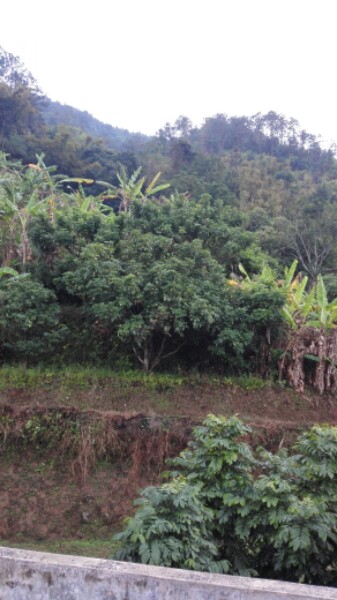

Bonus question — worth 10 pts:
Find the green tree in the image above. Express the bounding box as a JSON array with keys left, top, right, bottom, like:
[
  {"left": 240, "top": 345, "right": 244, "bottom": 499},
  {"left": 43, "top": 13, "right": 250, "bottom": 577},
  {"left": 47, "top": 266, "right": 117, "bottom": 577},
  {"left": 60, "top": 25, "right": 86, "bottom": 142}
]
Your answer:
[
  {"left": 212, "top": 282, "right": 284, "bottom": 375},
  {"left": 61, "top": 233, "right": 227, "bottom": 372},
  {"left": 0, "top": 82, "right": 42, "bottom": 139},
  {"left": 0, "top": 46, "right": 41, "bottom": 92},
  {"left": 0, "top": 275, "right": 63, "bottom": 362},
  {"left": 28, "top": 195, "right": 281, "bottom": 372}
]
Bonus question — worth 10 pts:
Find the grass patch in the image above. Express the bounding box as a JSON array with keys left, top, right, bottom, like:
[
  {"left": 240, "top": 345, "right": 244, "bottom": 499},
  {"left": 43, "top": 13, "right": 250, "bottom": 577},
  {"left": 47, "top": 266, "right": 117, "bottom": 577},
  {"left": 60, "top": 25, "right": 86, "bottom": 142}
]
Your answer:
[
  {"left": 222, "top": 375, "right": 269, "bottom": 390},
  {"left": 0, "top": 538, "right": 116, "bottom": 559},
  {"left": 0, "top": 365, "right": 272, "bottom": 392},
  {"left": 0, "top": 365, "right": 187, "bottom": 391}
]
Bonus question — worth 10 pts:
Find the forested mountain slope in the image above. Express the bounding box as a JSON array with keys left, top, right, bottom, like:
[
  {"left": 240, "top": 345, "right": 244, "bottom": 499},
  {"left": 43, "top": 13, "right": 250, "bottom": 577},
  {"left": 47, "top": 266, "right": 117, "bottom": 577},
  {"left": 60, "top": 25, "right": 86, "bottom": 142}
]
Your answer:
[
  {"left": 42, "top": 100, "right": 148, "bottom": 152},
  {"left": 2, "top": 46, "right": 337, "bottom": 379}
]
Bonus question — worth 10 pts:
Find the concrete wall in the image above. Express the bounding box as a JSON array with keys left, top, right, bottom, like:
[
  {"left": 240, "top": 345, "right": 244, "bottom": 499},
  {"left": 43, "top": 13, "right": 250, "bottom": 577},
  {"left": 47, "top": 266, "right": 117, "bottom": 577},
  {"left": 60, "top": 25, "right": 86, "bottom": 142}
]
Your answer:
[{"left": 0, "top": 546, "right": 336, "bottom": 600}]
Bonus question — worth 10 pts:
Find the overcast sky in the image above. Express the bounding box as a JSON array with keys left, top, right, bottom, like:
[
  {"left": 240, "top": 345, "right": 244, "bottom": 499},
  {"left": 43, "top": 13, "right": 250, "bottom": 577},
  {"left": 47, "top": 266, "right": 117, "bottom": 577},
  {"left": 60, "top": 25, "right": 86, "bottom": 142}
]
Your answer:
[{"left": 1, "top": 0, "right": 336, "bottom": 144}]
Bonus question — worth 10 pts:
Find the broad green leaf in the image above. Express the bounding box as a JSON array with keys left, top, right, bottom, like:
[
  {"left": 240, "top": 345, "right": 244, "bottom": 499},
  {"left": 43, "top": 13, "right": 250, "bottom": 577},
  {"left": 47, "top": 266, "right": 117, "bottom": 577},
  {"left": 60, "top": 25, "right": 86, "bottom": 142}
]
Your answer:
[
  {"left": 0, "top": 266, "right": 18, "bottom": 277},
  {"left": 147, "top": 183, "right": 170, "bottom": 195},
  {"left": 303, "top": 353, "right": 321, "bottom": 363},
  {"left": 327, "top": 307, "right": 337, "bottom": 325},
  {"left": 284, "top": 259, "right": 298, "bottom": 289},
  {"left": 81, "top": 197, "right": 91, "bottom": 211},
  {"left": 145, "top": 172, "right": 162, "bottom": 194},
  {"left": 238, "top": 263, "right": 250, "bottom": 280},
  {"left": 294, "top": 276, "right": 308, "bottom": 303},
  {"left": 327, "top": 298, "right": 337, "bottom": 309},
  {"left": 133, "top": 176, "right": 146, "bottom": 198},
  {"left": 282, "top": 306, "right": 297, "bottom": 328},
  {"left": 60, "top": 177, "right": 95, "bottom": 185},
  {"left": 128, "top": 167, "right": 142, "bottom": 186},
  {"left": 316, "top": 275, "right": 328, "bottom": 310},
  {"left": 301, "top": 286, "right": 315, "bottom": 318},
  {"left": 94, "top": 180, "right": 111, "bottom": 187},
  {"left": 306, "top": 319, "right": 323, "bottom": 328}
]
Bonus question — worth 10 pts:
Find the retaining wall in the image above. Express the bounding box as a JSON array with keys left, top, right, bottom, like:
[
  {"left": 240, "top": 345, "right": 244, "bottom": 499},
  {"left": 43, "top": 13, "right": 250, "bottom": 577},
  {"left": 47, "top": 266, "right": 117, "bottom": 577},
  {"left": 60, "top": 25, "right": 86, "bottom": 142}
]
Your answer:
[{"left": 0, "top": 546, "right": 337, "bottom": 599}]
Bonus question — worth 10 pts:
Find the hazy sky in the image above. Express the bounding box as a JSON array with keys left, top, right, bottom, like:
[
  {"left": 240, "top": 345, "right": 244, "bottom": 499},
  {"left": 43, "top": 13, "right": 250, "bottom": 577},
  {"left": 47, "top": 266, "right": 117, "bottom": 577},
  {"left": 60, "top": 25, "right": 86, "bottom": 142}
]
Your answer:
[{"left": 1, "top": 0, "right": 336, "bottom": 144}]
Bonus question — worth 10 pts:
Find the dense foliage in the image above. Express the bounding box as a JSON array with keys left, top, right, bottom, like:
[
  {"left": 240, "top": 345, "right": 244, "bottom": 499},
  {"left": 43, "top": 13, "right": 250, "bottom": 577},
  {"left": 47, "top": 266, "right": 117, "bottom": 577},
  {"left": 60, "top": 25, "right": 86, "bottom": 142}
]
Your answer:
[
  {"left": 113, "top": 414, "right": 337, "bottom": 586},
  {"left": 2, "top": 46, "right": 337, "bottom": 386},
  {"left": 0, "top": 155, "right": 282, "bottom": 371},
  {"left": 0, "top": 275, "right": 62, "bottom": 361}
]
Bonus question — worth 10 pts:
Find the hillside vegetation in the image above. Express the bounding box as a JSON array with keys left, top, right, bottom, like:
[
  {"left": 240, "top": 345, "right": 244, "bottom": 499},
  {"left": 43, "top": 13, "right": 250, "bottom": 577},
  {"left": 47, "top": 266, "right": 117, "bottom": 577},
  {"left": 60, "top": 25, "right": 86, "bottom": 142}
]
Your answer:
[
  {"left": 1, "top": 47, "right": 337, "bottom": 585},
  {"left": 2, "top": 47, "right": 337, "bottom": 385}
]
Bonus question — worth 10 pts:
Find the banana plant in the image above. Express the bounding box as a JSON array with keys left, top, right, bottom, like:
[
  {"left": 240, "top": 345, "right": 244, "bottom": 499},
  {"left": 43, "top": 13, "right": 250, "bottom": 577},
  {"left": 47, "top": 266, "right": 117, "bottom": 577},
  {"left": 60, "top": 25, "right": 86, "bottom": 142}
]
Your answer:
[
  {"left": 276, "top": 263, "right": 337, "bottom": 330},
  {"left": 280, "top": 261, "right": 310, "bottom": 329},
  {"left": 306, "top": 275, "right": 337, "bottom": 329},
  {"left": 233, "top": 260, "right": 319, "bottom": 330},
  {"left": 107, "top": 167, "right": 170, "bottom": 212},
  {"left": 0, "top": 154, "right": 64, "bottom": 265},
  {"left": 60, "top": 178, "right": 115, "bottom": 215},
  {"left": 237, "top": 262, "right": 277, "bottom": 287},
  {"left": 61, "top": 168, "right": 169, "bottom": 213}
]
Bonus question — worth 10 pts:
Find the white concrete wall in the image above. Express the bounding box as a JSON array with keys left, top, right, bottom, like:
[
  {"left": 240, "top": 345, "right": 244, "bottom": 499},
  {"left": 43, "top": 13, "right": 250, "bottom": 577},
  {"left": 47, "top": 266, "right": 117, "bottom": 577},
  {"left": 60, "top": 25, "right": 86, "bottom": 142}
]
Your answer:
[{"left": 0, "top": 546, "right": 336, "bottom": 599}]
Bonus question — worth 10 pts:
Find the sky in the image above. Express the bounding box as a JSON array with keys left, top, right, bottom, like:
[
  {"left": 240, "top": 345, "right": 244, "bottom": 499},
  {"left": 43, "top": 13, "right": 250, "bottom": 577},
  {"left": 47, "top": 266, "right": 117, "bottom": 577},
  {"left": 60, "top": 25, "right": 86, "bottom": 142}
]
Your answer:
[{"left": 1, "top": 0, "right": 337, "bottom": 145}]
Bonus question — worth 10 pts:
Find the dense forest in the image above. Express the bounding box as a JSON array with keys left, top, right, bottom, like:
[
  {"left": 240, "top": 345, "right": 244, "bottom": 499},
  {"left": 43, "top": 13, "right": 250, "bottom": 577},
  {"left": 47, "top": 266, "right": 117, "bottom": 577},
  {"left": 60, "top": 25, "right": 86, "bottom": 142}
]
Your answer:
[
  {"left": 1, "top": 45, "right": 337, "bottom": 391},
  {"left": 2, "top": 47, "right": 337, "bottom": 586}
]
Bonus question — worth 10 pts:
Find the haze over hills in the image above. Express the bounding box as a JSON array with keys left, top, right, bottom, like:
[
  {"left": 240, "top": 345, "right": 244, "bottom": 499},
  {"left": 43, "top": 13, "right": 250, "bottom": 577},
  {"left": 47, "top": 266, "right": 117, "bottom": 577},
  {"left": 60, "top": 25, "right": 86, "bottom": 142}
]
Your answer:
[
  {"left": 1, "top": 45, "right": 335, "bottom": 166},
  {"left": 0, "top": 46, "right": 148, "bottom": 157},
  {"left": 42, "top": 100, "right": 149, "bottom": 151}
]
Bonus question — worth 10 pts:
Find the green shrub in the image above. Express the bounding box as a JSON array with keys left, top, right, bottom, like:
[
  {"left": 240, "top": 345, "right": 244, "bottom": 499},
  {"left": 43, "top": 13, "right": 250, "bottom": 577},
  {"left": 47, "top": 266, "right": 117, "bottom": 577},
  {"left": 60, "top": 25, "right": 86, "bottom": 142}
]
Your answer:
[
  {"left": 113, "top": 415, "right": 337, "bottom": 585},
  {"left": 0, "top": 276, "right": 64, "bottom": 363}
]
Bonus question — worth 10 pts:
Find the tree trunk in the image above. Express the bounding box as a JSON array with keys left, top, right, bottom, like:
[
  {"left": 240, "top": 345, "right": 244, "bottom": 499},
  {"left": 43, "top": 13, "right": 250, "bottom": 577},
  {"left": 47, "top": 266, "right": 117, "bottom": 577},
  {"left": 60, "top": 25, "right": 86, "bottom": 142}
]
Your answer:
[
  {"left": 143, "top": 340, "right": 150, "bottom": 374},
  {"left": 279, "top": 327, "right": 337, "bottom": 394}
]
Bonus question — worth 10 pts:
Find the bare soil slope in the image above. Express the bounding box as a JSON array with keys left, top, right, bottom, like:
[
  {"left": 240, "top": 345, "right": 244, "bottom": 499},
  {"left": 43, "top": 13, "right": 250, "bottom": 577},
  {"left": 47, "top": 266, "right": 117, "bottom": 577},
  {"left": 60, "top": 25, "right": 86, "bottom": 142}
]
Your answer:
[{"left": 1, "top": 373, "right": 337, "bottom": 556}]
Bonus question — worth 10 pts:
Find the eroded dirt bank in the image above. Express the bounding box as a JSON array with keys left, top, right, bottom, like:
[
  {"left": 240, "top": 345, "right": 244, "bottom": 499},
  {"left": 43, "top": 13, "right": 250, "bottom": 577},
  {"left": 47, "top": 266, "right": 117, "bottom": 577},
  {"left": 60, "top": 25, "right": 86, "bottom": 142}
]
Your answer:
[{"left": 1, "top": 376, "right": 337, "bottom": 553}]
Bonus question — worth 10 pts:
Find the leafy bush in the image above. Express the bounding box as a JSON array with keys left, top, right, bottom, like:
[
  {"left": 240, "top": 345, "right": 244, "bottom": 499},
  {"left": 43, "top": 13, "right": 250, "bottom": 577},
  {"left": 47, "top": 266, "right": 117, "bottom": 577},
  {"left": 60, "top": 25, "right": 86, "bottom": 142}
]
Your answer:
[
  {"left": 113, "top": 415, "right": 337, "bottom": 585},
  {"left": 0, "top": 276, "right": 64, "bottom": 362}
]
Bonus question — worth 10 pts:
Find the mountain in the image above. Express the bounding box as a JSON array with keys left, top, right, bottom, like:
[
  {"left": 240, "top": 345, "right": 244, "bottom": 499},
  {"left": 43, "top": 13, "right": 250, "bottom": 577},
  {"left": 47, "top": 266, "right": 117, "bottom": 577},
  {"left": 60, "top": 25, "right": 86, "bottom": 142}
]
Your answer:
[
  {"left": 42, "top": 100, "right": 148, "bottom": 152},
  {"left": 0, "top": 46, "right": 41, "bottom": 93},
  {"left": 0, "top": 47, "right": 146, "bottom": 182},
  {"left": 2, "top": 45, "right": 337, "bottom": 285}
]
